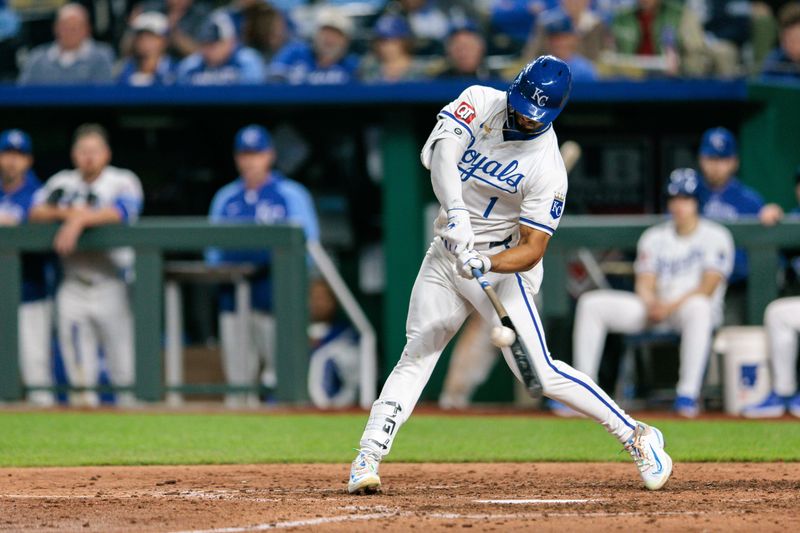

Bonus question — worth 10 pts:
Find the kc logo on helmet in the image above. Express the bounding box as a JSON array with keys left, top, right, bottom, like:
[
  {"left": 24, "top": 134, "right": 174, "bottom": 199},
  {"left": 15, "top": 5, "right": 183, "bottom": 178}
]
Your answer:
[
  {"left": 455, "top": 101, "right": 476, "bottom": 124},
  {"left": 533, "top": 87, "right": 549, "bottom": 107}
]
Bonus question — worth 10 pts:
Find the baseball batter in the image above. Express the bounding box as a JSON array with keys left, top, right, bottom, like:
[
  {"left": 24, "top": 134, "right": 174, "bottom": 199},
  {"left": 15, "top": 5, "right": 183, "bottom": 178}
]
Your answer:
[
  {"left": 29, "top": 124, "right": 143, "bottom": 407},
  {"left": 572, "top": 168, "right": 735, "bottom": 418},
  {"left": 348, "top": 56, "right": 672, "bottom": 494},
  {"left": 0, "top": 129, "right": 54, "bottom": 406}
]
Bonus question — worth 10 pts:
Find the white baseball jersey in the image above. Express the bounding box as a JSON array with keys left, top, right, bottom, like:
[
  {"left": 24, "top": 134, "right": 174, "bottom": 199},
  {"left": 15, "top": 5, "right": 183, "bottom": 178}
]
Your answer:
[
  {"left": 34, "top": 165, "right": 143, "bottom": 282},
  {"left": 420, "top": 85, "right": 568, "bottom": 292},
  {"left": 634, "top": 218, "right": 734, "bottom": 324}
]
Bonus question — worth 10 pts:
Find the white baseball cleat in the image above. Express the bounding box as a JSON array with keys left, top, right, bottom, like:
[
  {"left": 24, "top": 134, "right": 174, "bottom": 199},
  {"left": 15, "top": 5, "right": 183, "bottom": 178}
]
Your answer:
[
  {"left": 348, "top": 450, "right": 382, "bottom": 495},
  {"left": 625, "top": 423, "right": 673, "bottom": 490}
]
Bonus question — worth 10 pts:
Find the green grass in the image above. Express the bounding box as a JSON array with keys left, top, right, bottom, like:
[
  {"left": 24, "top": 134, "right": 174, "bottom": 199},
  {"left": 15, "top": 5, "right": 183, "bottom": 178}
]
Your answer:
[{"left": 0, "top": 412, "right": 798, "bottom": 467}]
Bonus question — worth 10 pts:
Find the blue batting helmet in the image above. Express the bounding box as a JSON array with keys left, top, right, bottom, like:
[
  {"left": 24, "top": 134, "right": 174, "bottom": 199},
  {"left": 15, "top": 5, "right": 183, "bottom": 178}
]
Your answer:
[
  {"left": 507, "top": 55, "right": 572, "bottom": 127},
  {"left": 666, "top": 168, "right": 700, "bottom": 198}
]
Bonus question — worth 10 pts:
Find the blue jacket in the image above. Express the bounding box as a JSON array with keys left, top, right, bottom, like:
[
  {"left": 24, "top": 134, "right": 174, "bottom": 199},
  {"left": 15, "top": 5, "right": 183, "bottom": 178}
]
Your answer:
[
  {"left": 269, "top": 42, "right": 358, "bottom": 85},
  {"left": 0, "top": 171, "right": 48, "bottom": 302},
  {"left": 177, "top": 46, "right": 265, "bottom": 85},
  {"left": 117, "top": 56, "right": 176, "bottom": 86},
  {"left": 761, "top": 48, "right": 800, "bottom": 82},
  {"left": 696, "top": 176, "right": 764, "bottom": 283},
  {"left": 206, "top": 172, "right": 319, "bottom": 312}
]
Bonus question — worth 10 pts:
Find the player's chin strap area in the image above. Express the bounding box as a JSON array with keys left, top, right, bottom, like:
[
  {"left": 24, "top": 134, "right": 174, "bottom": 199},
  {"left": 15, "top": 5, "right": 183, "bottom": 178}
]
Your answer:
[{"left": 503, "top": 105, "right": 550, "bottom": 142}]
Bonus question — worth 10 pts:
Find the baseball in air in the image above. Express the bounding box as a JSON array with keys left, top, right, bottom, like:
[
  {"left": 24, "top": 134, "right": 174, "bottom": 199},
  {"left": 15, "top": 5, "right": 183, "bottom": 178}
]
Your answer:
[{"left": 490, "top": 325, "right": 516, "bottom": 347}]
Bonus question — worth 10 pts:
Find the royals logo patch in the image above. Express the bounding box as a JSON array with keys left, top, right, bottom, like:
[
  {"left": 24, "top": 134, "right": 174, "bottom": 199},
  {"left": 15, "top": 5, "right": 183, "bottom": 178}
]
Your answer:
[{"left": 550, "top": 193, "right": 565, "bottom": 219}]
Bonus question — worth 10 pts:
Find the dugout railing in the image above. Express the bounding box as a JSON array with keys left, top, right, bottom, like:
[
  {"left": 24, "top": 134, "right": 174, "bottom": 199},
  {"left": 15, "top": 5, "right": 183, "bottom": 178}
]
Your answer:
[
  {"left": 0, "top": 220, "right": 307, "bottom": 402},
  {"left": 541, "top": 217, "right": 800, "bottom": 324}
]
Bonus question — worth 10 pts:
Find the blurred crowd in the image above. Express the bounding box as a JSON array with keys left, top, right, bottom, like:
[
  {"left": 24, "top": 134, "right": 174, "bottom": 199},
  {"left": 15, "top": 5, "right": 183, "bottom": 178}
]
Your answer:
[{"left": 1, "top": 0, "right": 799, "bottom": 85}]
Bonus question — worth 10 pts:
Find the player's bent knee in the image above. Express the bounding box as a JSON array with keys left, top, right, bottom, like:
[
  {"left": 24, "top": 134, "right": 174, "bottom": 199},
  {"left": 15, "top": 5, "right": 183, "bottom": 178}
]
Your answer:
[
  {"left": 577, "top": 291, "right": 605, "bottom": 313},
  {"left": 682, "top": 294, "right": 712, "bottom": 315}
]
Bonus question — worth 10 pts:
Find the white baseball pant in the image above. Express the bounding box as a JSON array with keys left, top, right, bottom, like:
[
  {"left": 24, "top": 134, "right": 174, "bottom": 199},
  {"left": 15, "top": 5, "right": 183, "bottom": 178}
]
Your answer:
[
  {"left": 19, "top": 299, "right": 54, "bottom": 406},
  {"left": 764, "top": 297, "right": 800, "bottom": 397},
  {"left": 360, "top": 240, "right": 637, "bottom": 457},
  {"left": 56, "top": 277, "right": 135, "bottom": 407},
  {"left": 219, "top": 311, "right": 275, "bottom": 407},
  {"left": 573, "top": 290, "right": 714, "bottom": 400}
]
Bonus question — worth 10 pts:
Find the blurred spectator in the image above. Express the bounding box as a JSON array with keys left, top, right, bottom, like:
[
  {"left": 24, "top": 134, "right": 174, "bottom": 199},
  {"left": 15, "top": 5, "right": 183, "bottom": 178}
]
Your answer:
[
  {"left": 133, "top": 0, "right": 210, "bottom": 58},
  {"left": 0, "top": 129, "right": 54, "bottom": 407},
  {"left": 434, "top": 21, "right": 492, "bottom": 79},
  {"left": 228, "top": 0, "right": 292, "bottom": 62},
  {"left": 609, "top": 0, "right": 708, "bottom": 76},
  {"left": 29, "top": 124, "right": 143, "bottom": 408},
  {"left": 687, "top": 0, "right": 749, "bottom": 77},
  {"left": 540, "top": 10, "right": 599, "bottom": 80},
  {"left": 307, "top": 278, "right": 360, "bottom": 409},
  {"left": 269, "top": 7, "right": 358, "bottom": 85},
  {"left": 761, "top": 2, "right": 800, "bottom": 80},
  {"left": 360, "top": 15, "right": 427, "bottom": 82},
  {"left": 176, "top": 10, "right": 265, "bottom": 85},
  {"left": 18, "top": 3, "right": 115, "bottom": 85},
  {"left": 524, "top": 0, "right": 611, "bottom": 63},
  {"left": 381, "top": 0, "right": 478, "bottom": 55},
  {"left": 694, "top": 127, "right": 784, "bottom": 283},
  {"left": 572, "top": 168, "right": 735, "bottom": 418},
  {"left": 206, "top": 124, "right": 319, "bottom": 408},
  {"left": 0, "top": 0, "right": 21, "bottom": 80},
  {"left": 489, "top": 0, "right": 551, "bottom": 53},
  {"left": 117, "top": 11, "right": 176, "bottom": 86}
]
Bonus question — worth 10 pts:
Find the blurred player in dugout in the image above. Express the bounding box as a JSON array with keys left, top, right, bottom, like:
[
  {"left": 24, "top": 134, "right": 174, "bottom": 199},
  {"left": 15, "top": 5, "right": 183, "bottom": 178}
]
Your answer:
[
  {"left": 742, "top": 167, "right": 800, "bottom": 419},
  {"left": 29, "top": 124, "right": 144, "bottom": 407},
  {"left": 206, "top": 125, "right": 319, "bottom": 408},
  {"left": 571, "top": 169, "right": 734, "bottom": 418},
  {"left": 0, "top": 129, "right": 54, "bottom": 406}
]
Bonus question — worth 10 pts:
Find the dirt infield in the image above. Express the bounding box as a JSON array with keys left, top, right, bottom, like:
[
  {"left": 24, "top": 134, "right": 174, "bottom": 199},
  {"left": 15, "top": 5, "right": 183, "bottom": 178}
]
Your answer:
[{"left": 1, "top": 463, "right": 798, "bottom": 532}]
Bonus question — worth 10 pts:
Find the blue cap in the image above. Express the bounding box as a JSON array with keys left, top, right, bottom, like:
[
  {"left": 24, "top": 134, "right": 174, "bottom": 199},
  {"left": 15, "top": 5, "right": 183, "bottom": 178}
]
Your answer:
[
  {"left": 448, "top": 19, "right": 480, "bottom": 38},
  {"left": 542, "top": 11, "right": 574, "bottom": 35},
  {"left": 374, "top": 15, "right": 411, "bottom": 39},
  {"left": 666, "top": 168, "right": 700, "bottom": 198},
  {"left": 0, "top": 129, "right": 32, "bottom": 154},
  {"left": 234, "top": 125, "right": 272, "bottom": 153},
  {"left": 197, "top": 11, "right": 236, "bottom": 44},
  {"left": 699, "top": 127, "right": 737, "bottom": 158}
]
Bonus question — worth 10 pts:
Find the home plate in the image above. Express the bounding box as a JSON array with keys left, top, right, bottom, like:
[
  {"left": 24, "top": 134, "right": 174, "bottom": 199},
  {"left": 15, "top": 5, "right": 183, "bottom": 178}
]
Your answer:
[{"left": 474, "top": 499, "right": 592, "bottom": 504}]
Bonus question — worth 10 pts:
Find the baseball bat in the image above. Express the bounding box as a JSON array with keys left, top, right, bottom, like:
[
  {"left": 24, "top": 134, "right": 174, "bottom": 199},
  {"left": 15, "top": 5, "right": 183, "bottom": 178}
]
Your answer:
[{"left": 472, "top": 268, "right": 543, "bottom": 398}]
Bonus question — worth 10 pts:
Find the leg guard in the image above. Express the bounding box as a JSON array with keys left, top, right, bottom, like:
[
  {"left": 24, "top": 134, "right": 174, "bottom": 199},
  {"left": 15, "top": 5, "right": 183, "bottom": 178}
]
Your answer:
[{"left": 359, "top": 399, "right": 405, "bottom": 458}]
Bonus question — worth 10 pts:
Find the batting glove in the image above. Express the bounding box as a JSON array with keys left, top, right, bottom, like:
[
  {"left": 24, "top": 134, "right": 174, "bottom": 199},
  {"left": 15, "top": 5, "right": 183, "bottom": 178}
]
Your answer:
[
  {"left": 457, "top": 250, "right": 491, "bottom": 280},
  {"left": 439, "top": 207, "right": 474, "bottom": 256}
]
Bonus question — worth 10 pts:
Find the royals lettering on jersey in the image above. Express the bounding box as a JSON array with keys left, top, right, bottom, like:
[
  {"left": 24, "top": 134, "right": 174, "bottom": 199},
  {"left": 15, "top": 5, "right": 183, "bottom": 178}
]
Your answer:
[
  {"left": 458, "top": 137, "right": 525, "bottom": 194},
  {"left": 420, "top": 84, "right": 568, "bottom": 293},
  {"left": 634, "top": 219, "right": 734, "bottom": 325}
]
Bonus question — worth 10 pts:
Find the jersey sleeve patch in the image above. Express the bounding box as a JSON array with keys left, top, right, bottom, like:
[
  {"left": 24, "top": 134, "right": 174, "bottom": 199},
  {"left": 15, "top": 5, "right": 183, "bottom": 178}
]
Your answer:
[
  {"left": 453, "top": 101, "right": 477, "bottom": 124},
  {"left": 549, "top": 193, "right": 565, "bottom": 220}
]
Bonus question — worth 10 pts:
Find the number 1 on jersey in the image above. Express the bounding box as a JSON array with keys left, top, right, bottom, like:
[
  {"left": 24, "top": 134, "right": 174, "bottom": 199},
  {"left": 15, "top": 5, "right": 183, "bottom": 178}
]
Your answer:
[{"left": 482, "top": 197, "right": 499, "bottom": 219}]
